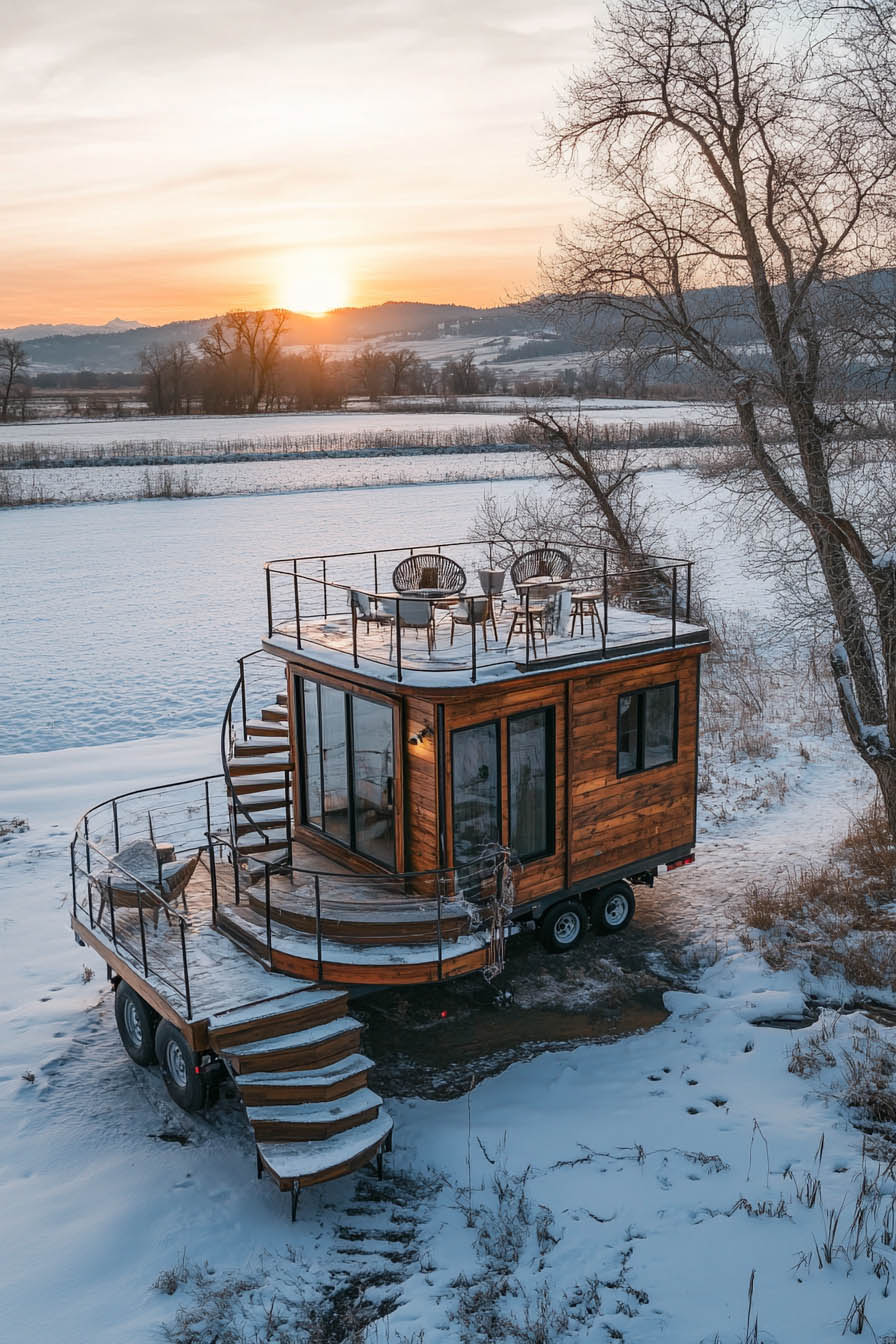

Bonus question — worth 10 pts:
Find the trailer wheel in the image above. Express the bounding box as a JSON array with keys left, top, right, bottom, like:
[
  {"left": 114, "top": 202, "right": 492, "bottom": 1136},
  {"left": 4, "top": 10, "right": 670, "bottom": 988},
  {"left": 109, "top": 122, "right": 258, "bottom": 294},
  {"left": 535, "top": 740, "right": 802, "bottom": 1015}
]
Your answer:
[
  {"left": 155, "top": 1021, "right": 205, "bottom": 1112},
  {"left": 114, "top": 982, "right": 157, "bottom": 1066},
  {"left": 590, "top": 881, "right": 635, "bottom": 935},
  {"left": 539, "top": 899, "right": 588, "bottom": 953}
]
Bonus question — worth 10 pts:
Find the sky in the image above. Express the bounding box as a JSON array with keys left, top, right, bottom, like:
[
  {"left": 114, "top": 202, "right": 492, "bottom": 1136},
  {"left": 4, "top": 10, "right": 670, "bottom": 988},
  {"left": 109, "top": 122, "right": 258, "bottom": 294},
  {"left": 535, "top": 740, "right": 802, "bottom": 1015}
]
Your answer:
[{"left": 1, "top": 0, "right": 598, "bottom": 326}]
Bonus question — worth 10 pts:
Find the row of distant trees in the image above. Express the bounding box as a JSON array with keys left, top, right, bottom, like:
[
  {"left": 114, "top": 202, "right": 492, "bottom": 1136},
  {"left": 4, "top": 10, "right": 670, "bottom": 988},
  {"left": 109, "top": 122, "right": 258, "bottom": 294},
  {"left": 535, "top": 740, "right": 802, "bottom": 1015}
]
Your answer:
[{"left": 136, "top": 307, "right": 690, "bottom": 415}]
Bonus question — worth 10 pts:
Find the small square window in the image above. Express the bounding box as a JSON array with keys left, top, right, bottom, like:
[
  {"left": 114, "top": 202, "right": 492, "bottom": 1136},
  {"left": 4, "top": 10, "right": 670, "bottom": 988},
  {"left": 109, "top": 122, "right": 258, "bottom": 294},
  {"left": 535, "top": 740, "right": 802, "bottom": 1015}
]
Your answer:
[{"left": 617, "top": 683, "right": 678, "bottom": 775}]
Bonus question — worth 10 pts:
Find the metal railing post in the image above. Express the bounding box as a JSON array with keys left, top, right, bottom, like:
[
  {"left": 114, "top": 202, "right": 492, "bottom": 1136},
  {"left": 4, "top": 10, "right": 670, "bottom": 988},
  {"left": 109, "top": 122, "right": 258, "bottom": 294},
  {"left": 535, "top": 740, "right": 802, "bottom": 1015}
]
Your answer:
[
  {"left": 437, "top": 881, "right": 443, "bottom": 981},
  {"left": 373, "top": 552, "right": 379, "bottom": 595},
  {"left": 602, "top": 549, "right": 609, "bottom": 648},
  {"left": 208, "top": 833, "right": 218, "bottom": 926},
  {"left": 266, "top": 567, "right": 273, "bottom": 637},
  {"left": 234, "top": 852, "right": 241, "bottom": 906},
  {"left": 314, "top": 875, "right": 323, "bottom": 981},
  {"left": 322, "top": 559, "right": 328, "bottom": 617},
  {"left": 395, "top": 599, "right": 403, "bottom": 682},
  {"left": 70, "top": 840, "right": 78, "bottom": 922},
  {"left": 283, "top": 769, "right": 292, "bottom": 854},
  {"left": 137, "top": 893, "right": 149, "bottom": 976},
  {"left": 265, "top": 867, "right": 273, "bottom": 962},
  {"left": 292, "top": 561, "right": 302, "bottom": 649},
  {"left": 525, "top": 589, "right": 531, "bottom": 666},
  {"left": 84, "top": 815, "right": 91, "bottom": 874},
  {"left": 470, "top": 605, "right": 477, "bottom": 684},
  {"left": 112, "top": 799, "right": 120, "bottom": 852},
  {"left": 671, "top": 566, "right": 678, "bottom": 649},
  {"left": 686, "top": 561, "right": 693, "bottom": 622},
  {"left": 204, "top": 779, "right": 212, "bottom": 848},
  {"left": 180, "top": 921, "right": 192, "bottom": 1019},
  {"left": 239, "top": 658, "right": 248, "bottom": 739},
  {"left": 108, "top": 888, "right": 117, "bottom": 946}
]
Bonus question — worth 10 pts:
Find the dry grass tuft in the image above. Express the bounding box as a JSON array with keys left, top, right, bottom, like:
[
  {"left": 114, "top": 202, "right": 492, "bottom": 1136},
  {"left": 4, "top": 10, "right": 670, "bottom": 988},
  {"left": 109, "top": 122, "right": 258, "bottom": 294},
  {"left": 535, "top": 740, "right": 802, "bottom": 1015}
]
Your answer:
[{"left": 740, "top": 797, "right": 896, "bottom": 990}]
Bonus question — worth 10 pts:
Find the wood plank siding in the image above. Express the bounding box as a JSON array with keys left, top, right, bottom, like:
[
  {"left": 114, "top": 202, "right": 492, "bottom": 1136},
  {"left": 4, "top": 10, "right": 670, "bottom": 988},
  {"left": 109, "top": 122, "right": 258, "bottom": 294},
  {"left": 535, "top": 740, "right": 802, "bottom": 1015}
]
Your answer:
[{"left": 270, "top": 640, "right": 706, "bottom": 906}]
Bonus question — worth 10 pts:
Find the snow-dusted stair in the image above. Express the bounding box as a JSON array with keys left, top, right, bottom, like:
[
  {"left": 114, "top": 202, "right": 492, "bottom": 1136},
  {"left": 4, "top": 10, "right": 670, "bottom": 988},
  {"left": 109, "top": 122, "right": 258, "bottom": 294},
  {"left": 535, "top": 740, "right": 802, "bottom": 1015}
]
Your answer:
[
  {"left": 206, "top": 985, "right": 392, "bottom": 1218},
  {"left": 225, "top": 689, "right": 292, "bottom": 866}
]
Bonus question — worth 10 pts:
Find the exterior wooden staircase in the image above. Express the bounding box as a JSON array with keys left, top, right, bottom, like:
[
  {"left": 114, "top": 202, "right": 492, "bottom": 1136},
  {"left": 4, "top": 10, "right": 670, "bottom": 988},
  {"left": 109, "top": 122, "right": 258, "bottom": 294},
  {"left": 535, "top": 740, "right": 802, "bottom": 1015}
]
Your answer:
[
  {"left": 206, "top": 984, "right": 392, "bottom": 1218},
  {"left": 227, "top": 689, "right": 292, "bottom": 867}
]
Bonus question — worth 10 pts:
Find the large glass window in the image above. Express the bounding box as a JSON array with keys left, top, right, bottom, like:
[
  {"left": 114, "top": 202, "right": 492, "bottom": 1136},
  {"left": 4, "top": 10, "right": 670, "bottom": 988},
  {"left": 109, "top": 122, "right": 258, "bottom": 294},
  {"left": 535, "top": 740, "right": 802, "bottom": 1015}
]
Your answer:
[
  {"left": 509, "top": 709, "right": 554, "bottom": 861},
  {"left": 617, "top": 682, "right": 678, "bottom": 775},
  {"left": 299, "top": 678, "right": 395, "bottom": 867},
  {"left": 351, "top": 696, "right": 395, "bottom": 868},
  {"left": 451, "top": 722, "right": 500, "bottom": 866}
]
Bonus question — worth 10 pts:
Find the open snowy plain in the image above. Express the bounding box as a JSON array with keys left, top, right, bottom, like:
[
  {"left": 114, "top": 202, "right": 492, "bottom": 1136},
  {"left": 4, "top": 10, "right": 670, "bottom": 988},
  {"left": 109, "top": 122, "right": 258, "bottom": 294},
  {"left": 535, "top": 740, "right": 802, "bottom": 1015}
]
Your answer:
[{"left": 1, "top": 446, "right": 893, "bottom": 1342}]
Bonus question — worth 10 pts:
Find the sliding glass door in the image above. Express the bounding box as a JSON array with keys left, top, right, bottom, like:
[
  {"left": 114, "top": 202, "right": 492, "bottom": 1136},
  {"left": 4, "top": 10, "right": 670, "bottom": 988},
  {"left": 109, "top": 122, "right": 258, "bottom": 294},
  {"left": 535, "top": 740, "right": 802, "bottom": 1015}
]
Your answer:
[
  {"left": 298, "top": 678, "right": 395, "bottom": 868},
  {"left": 451, "top": 721, "right": 500, "bottom": 866}
]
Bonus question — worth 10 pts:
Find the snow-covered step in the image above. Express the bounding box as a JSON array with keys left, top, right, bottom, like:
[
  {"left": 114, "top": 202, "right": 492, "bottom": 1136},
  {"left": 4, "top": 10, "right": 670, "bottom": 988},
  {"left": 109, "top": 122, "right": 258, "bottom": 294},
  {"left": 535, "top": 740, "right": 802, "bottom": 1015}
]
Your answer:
[
  {"left": 229, "top": 754, "right": 292, "bottom": 774},
  {"left": 237, "top": 1054, "right": 373, "bottom": 1104},
  {"left": 257, "top": 1113, "right": 393, "bottom": 1214},
  {"left": 207, "top": 987, "right": 346, "bottom": 1048},
  {"left": 232, "top": 741, "right": 292, "bottom": 758},
  {"left": 230, "top": 778, "right": 287, "bottom": 795},
  {"left": 261, "top": 704, "right": 289, "bottom": 723},
  {"left": 224, "top": 1015, "right": 363, "bottom": 1073},
  {"left": 247, "top": 1088, "right": 382, "bottom": 1140},
  {"left": 244, "top": 719, "right": 290, "bottom": 738}
]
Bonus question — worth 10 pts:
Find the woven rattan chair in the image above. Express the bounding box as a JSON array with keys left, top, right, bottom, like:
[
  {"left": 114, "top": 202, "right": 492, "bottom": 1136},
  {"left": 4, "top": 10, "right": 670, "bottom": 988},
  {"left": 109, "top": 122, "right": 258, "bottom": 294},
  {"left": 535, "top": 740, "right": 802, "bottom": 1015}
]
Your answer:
[
  {"left": 509, "top": 548, "right": 573, "bottom": 597},
  {"left": 392, "top": 553, "right": 466, "bottom": 594}
]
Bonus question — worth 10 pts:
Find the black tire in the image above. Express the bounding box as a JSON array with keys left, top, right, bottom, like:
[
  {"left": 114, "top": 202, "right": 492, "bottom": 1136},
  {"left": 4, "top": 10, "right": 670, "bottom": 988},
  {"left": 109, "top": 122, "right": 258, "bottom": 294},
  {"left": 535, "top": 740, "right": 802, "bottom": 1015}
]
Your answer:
[
  {"left": 154, "top": 1020, "right": 205, "bottom": 1112},
  {"left": 114, "top": 982, "right": 157, "bottom": 1066},
  {"left": 539, "top": 899, "right": 588, "bottom": 953},
  {"left": 590, "top": 881, "right": 635, "bottom": 935}
]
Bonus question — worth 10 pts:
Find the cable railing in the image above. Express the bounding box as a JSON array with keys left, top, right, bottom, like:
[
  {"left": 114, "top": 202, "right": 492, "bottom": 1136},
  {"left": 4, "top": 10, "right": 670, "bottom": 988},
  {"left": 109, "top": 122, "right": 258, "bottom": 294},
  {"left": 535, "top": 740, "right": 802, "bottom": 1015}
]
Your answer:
[
  {"left": 70, "top": 775, "right": 232, "bottom": 1017},
  {"left": 262, "top": 537, "right": 697, "bottom": 683},
  {"left": 208, "top": 832, "right": 505, "bottom": 981},
  {"left": 220, "top": 651, "right": 292, "bottom": 860}
]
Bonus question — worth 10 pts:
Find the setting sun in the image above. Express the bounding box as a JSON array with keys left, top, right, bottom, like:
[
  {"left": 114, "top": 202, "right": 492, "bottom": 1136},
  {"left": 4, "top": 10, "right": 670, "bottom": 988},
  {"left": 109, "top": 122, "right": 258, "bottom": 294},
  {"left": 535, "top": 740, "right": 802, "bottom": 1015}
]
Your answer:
[{"left": 277, "top": 251, "right": 352, "bottom": 316}]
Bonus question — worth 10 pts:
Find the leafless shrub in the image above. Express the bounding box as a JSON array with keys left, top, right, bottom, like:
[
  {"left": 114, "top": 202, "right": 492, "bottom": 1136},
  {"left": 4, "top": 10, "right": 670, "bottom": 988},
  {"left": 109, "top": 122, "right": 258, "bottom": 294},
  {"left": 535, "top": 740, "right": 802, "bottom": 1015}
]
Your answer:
[{"left": 139, "top": 468, "right": 198, "bottom": 499}]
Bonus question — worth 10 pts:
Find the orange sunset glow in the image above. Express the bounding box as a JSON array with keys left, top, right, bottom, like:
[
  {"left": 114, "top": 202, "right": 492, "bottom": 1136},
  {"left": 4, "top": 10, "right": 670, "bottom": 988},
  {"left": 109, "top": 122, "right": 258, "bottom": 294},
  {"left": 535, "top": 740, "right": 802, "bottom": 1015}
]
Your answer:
[{"left": 0, "top": 1, "right": 595, "bottom": 325}]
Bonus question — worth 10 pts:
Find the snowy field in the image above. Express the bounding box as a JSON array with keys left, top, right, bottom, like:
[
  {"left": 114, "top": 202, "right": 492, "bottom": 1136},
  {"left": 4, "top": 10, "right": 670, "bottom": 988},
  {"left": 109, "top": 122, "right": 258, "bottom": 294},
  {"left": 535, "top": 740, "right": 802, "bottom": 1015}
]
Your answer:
[
  {"left": 2, "top": 465, "right": 893, "bottom": 1342},
  {"left": 0, "top": 471, "right": 766, "bottom": 754},
  {"left": 0, "top": 399, "right": 723, "bottom": 453}
]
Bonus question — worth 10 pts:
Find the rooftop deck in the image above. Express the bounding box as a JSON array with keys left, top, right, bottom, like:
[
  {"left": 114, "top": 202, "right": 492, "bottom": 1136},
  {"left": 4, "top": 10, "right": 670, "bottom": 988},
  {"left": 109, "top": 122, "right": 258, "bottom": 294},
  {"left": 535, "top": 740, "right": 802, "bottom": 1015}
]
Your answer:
[{"left": 263, "top": 537, "right": 706, "bottom": 685}]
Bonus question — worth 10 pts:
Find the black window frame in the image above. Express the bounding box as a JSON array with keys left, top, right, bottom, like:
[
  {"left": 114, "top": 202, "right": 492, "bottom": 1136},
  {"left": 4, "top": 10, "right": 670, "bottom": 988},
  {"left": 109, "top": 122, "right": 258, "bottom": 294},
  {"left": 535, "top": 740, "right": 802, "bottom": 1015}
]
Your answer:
[
  {"left": 507, "top": 705, "right": 556, "bottom": 862},
  {"left": 295, "top": 674, "right": 397, "bottom": 870},
  {"left": 617, "top": 681, "right": 679, "bottom": 777},
  {"left": 450, "top": 718, "right": 502, "bottom": 864}
]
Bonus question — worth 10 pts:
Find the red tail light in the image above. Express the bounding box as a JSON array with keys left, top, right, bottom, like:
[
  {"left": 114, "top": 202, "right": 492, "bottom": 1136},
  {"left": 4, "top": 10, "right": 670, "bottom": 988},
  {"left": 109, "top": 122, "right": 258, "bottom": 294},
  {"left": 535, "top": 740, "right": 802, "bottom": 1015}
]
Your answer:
[{"left": 666, "top": 855, "right": 695, "bottom": 871}]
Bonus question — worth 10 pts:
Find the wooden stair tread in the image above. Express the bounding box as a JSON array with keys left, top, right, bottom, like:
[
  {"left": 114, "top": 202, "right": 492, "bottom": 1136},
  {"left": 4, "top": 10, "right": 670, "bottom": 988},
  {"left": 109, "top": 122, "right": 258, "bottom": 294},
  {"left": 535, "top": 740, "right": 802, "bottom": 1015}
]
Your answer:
[
  {"left": 235, "top": 1054, "right": 373, "bottom": 1089},
  {"left": 257, "top": 1114, "right": 392, "bottom": 1184},
  {"left": 223, "top": 1015, "right": 361, "bottom": 1058},
  {"left": 207, "top": 986, "right": 341, "bottom": 1032},
  {"left": 246, "top": 1088, "right": 381, "bottom": 1125}
]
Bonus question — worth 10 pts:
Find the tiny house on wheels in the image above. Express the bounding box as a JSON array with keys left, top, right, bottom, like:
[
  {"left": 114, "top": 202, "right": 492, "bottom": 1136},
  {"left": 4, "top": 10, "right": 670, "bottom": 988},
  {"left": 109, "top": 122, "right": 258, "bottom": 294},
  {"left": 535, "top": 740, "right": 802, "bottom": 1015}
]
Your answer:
[{"left": 70, "top": 535, "right": 709, "bottom": 1217}]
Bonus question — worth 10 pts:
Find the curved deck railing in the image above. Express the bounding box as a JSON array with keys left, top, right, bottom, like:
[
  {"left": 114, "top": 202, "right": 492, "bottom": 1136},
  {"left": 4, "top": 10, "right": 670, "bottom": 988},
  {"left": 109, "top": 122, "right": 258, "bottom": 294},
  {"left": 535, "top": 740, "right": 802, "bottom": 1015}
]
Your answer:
[
  {"left": 71, "top": 774, "right": 507, "bottom": 1008},
  {"left": 262, "top": 536, "right": 696, "bottom": 683}
]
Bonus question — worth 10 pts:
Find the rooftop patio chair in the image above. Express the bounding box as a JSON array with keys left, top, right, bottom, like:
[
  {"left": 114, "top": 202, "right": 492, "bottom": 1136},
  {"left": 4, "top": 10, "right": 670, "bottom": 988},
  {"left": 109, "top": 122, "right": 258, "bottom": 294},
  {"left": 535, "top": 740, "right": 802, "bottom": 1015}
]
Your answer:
[
  {"left": 392, "top": 553, "right": 466, "bottom": 595},
  {"left": 379, "top": 596, "right": 436, "bottom": 656},
  {"left": 450, "top": 595, "right": 492, "bottom": 650},
  {"left": 349, "top": 588, "right": 394, "bottom": 639},
  {"left": 504, "top": 582, "right": 550, "bottom": 657},
  {"left": 509, "top": 548, "right": 573, "bottom": 597},
  {"left": 569, "top": 588, "right": 605, "bottom": 639}
]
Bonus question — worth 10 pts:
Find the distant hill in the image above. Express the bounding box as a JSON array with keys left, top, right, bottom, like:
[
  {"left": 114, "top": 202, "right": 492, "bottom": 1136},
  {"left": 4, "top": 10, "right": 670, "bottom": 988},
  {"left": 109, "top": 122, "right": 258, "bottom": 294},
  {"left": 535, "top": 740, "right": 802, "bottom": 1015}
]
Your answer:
[
  {"left": 18, "top": 303, "right": 534, "bottom": 373},
  {"left": 1, "top": 317, "right": 145, "bottom": 342}
]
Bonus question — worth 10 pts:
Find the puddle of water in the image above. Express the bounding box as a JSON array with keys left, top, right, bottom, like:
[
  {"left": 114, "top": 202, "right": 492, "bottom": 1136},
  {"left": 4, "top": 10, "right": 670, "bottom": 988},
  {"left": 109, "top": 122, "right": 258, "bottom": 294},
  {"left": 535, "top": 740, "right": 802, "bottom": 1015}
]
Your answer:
[{"left": 354, "top": 986, "right": 669, "bottom": 1100}]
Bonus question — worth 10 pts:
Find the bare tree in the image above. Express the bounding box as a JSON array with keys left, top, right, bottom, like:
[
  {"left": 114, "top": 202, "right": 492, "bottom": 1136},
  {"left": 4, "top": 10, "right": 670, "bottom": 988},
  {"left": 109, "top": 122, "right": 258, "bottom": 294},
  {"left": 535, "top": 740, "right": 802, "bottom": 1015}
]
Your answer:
[
  {"left": 198, "top": 309, "right": 289, "bottom": 412},
  {"left": 543, "top": 0, "right": 896, "bottom": 833},
  {"left": 139, "top": 341, "right": 194, "bottom": 415},
  {"left": 0, "top": 339, "right": 29, "bottom": 422},
  {"left": 386, "top": 347, "right": 423, "bottom": 395}
]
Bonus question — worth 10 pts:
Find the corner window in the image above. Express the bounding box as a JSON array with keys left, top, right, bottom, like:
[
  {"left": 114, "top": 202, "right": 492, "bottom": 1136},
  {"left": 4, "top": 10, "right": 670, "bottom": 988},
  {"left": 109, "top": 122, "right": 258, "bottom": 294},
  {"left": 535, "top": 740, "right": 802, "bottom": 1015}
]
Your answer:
[
  {"left": 617, "top": 682, "right": 678, "bottom": 775},
  {"left": 509, "top": 708, "right": 554, "bottom": 861},
  {"left": 297, "top": 677, "right": 395, "bottom": 868}
]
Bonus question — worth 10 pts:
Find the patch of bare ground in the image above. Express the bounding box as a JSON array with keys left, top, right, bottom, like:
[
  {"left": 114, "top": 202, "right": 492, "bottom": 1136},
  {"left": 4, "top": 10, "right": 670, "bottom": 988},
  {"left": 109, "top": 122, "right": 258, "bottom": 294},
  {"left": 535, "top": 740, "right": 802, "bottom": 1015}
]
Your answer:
[{"left": 740, "top": 799, "right": 896, "bottom": 991}]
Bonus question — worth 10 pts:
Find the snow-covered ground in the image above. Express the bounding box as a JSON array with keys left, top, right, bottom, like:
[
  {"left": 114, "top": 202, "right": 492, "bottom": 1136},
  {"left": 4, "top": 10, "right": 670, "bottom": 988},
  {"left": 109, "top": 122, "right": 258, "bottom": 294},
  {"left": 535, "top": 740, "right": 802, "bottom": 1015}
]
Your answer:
[
  {"left": 0, "top": 724, "right": 890, "bottom": 1342},
  {"left": 0, "top": 399, "right": 722, "bottom": 453}
]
